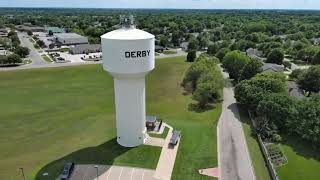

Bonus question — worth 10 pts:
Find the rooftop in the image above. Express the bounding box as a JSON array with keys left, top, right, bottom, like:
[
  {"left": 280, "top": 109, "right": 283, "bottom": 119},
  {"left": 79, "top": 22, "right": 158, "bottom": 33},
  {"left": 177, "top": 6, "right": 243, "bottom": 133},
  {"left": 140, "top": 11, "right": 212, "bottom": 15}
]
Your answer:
[
  {"left": 262, "top": 63, "right": 284, "bottom": 73},
  {"left": 146, "top": 116, "right": 157, "bottom": 123},
  {"left": 55, "top": 33, "right": 86, "bottom": 39}
]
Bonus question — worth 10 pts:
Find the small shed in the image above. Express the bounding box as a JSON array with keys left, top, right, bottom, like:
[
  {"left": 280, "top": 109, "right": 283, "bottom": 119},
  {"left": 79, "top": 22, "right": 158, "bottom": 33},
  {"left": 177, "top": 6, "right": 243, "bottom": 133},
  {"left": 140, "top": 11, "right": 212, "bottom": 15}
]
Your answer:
[{"left": 146, "top": 116, "right": 157, "bottom": 129}]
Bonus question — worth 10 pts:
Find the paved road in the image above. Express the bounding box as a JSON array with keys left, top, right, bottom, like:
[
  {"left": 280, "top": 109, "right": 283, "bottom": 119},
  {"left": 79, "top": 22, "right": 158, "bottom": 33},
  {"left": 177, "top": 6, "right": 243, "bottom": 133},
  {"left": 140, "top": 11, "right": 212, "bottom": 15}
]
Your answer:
[
  {"left": 218, "top": 68, "right": 255, "bottom": 180},
  {"left": 17, "top": 32, "right": 47, "bottom": 66}
]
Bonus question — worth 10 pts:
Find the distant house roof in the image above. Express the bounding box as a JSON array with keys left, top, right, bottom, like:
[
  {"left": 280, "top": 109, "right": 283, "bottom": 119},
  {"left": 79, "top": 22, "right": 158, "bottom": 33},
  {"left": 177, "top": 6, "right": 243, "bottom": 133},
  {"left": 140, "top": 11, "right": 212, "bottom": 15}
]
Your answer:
[
  {"left": 70, "top": 44, "right": 101, "bottom": 54},
  {"left": 146, "top": 116, "right": 157, "bottom": 123},
  {"left": 262, "top": 63, "right": 284, "bottom": 73},
  {"left": 190, "top": 32, "right": 200, "bottom": 37},
  {"left": 246, "top": 48, "right": 263, "bottom": 57},
  {"left": 45, "top": 27, "right": 65, "bottom": 33},
  {"left": 15, "top": 24, "right": 45, "bottom": 32},
  {"left": 287, "top": 81, "right": 305, "bottom": 99}
]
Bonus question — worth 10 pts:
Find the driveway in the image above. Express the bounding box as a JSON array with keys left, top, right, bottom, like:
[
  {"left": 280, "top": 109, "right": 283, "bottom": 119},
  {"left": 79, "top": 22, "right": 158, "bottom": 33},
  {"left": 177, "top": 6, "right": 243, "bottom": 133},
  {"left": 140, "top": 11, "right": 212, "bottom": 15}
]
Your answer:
[
  {"left": 217, "top": 68, "right": 255, "bottom": 180},
  {"left": 17, "top": 32, "right": 47, "bottom": 66}
]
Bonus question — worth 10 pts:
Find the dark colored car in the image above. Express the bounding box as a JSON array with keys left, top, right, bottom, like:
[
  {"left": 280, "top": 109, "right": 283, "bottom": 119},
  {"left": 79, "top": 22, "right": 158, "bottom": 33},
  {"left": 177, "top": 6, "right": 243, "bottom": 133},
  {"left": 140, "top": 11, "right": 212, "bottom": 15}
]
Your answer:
[
  {"left": 60, "top": 162, "right": 74, "bottom": 180},
  {"left": 170, "top": 131, "right": 181, "bottom": 145}
]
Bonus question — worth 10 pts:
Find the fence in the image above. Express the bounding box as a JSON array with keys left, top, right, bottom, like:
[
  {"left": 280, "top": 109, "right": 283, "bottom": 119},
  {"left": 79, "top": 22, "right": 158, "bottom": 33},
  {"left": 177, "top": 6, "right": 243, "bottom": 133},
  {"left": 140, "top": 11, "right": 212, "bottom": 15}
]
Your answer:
[{"left": 248, "top": 112, "right": 280, "bottom": 180}]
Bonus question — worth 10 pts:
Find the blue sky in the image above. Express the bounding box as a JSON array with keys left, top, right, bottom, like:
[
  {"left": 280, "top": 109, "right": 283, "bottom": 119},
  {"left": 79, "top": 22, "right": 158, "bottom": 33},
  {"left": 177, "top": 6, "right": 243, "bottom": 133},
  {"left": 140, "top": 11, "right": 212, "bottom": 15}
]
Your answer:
[{"left": 0, "top": 0, "right": 320, "bottom": 9}]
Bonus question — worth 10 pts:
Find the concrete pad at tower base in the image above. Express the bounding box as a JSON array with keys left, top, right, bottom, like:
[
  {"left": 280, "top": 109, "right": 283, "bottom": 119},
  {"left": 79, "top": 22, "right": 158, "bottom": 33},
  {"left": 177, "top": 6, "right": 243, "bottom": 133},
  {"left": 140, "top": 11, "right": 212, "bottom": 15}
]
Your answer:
[{"left": 70, "top": 164, "right": 158, "bottom": 180}]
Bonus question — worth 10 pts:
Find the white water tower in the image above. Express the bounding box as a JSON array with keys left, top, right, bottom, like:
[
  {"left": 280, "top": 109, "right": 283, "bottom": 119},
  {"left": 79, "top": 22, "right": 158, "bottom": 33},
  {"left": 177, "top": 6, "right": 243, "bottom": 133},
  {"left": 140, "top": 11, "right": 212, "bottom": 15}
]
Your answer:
[{"left": 101, "top": 16, "right": 155, "bottom": 147}]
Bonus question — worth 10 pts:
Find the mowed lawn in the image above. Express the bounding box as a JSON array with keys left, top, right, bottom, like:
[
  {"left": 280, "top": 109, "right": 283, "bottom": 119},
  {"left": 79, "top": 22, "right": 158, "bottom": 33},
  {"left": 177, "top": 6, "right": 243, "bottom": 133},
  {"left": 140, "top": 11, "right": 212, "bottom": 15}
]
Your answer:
[
  {"left": 238, "top": 106, "right": 271, "bottom": 180},
  {"left": 276, "top": 136, "right": 320, "bottom": 180},
  {"left": 0, "top": 56, "right": 222, "bottom": 180}
]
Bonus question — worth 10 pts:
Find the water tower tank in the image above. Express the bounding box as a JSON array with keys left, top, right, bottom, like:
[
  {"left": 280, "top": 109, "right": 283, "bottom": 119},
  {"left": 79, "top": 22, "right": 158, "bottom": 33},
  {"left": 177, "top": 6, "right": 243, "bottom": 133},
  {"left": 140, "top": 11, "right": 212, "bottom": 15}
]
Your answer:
[{"left": 101, "top": 16, "right": 155, "bottom": 147}]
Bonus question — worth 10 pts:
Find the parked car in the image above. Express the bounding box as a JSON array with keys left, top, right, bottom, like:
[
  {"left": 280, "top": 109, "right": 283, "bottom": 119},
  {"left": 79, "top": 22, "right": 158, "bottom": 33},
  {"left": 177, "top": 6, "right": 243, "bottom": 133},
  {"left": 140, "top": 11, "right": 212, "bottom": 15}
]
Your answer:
[
  {"left": 170, "top": 131, "right": 181, "bottom": 145},
  {"left": 60, "top": 162, "right": 74, "bottom": 180}
]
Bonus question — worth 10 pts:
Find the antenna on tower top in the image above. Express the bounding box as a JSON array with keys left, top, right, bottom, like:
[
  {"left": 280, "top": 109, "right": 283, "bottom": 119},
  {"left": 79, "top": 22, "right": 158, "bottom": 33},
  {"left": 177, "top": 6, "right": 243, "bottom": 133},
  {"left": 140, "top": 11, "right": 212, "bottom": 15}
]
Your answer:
[{"left": 119, "top": 15, "right": 135, "bottom": 29}]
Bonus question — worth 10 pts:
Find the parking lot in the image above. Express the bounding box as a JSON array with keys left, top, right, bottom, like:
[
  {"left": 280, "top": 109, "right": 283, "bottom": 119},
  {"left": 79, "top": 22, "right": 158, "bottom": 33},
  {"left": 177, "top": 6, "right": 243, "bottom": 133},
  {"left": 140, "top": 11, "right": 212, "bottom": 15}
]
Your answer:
[
  {"left": 58, "top": 52, "right": 102, "bottom": 63},
  {"left": 70, "top": 165, "right": 157, "bottom": 180}
]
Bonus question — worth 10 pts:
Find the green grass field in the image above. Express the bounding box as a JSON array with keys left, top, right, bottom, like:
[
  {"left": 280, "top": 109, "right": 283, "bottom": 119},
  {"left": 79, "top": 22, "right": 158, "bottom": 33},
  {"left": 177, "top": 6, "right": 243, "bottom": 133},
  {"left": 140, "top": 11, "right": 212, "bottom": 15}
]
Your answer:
[
  {"left": 0, "top": 56, "right": 222, "bottom": 180},
  {"left": 163, "top": 50, "right": 177, "bottom": 55},
  {"left": 238, "top": 106, "right": 271, "bottom": 180},
  {"left": 148, "top": 127, "right": 169, "bottom": 139},
  {"left": 276, "top": 136, "right": 320, "bottom": 180}
]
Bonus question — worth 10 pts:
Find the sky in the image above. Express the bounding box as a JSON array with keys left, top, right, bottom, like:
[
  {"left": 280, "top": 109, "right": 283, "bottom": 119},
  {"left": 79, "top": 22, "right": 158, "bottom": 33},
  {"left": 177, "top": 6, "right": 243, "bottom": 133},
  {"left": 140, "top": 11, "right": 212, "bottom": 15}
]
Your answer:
[{"left": 0, "top": 0, "right": 320, "bottom": 10}]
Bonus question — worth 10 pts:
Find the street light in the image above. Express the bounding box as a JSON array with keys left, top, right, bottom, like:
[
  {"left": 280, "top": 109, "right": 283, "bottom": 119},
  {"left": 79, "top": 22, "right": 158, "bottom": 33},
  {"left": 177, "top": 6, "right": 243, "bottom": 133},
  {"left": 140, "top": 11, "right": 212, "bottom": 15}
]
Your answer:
[
  {"left": 94, "top": 165, "right": 99, "bottom": 180},
  {"left": 42, "top": 172, "right": 49, "bottom": 180},
  {"left": 19, "top": 168, "right": 26, "bottom": 180}
]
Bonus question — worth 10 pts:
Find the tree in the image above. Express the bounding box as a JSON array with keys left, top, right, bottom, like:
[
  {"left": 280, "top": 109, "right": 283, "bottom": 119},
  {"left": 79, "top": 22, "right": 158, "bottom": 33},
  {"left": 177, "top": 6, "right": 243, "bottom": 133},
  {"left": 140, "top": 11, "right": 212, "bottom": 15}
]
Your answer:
[
  {"left": 36, "top": 40, "right": 45, "bottom": 48},
  {"left": 257, "top": 93, "right": 298, "bottom": 140},
  {"left": 192, "top": 81, "right": 221, "bottom": 108},
  {"left": 48, "top": 30, "right": 54, "bottom": 36},
  {"left": 313, "top": 51, "right": 320, "bottom": 65},
  {"left": 289, "top": 69, "right": 304, "bottom": 80},
  {"left": 159, "top": 35, "right": 169, "bottom": 47},
  {"left": 27, "top": 31, "right": 33, "bottom": 36},
  {"left": 7, "top": 54, "right": 22, "bottom": 64},
  {"left": 222, "top": 50, "right": 250, "bottom": 80},
  {"left": 235, "top": 75, "right": 286, "bottom": 111},
  {"left": 240, "top": 58, "right": 263, "bottom": 81},
  {"left": 183, "top": 55, "right": 218, "bottom": 92},
  {"left": 207, "top": 44, "right": 219, "bottom": 55},
  {"left": 215, "top": 48, "right": 230, "bottom": 61},
  {"left": 13, "top": 46, "right": 30, "bottom": 58},
  {"left": 298, "top": 66, "right": 320, "bottom": 95},
  {"left": 49, "top": 43, "right": 55, "bottom": 49},
  {"left": 266, "top": 48, "right": 284, "bottom": 65},
  {"left": 188, "top": 37, "right": 199, "bottom": 51},
  {"left": 187, "top": 50, "right": 197, "bottom": 62},
  {"left": 283, "top": 61, "right": 292, "bottom": 69},
  {"left": 294, "top": 96, "right": 320, "bottom": 146}
]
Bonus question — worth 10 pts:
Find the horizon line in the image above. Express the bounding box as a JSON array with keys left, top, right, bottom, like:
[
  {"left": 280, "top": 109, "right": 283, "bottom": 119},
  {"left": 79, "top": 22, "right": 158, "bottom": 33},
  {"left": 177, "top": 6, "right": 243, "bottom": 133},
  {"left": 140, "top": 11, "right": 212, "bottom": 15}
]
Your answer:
[{"left": 0, "top": 7, "right": 320, "bottom": 11}]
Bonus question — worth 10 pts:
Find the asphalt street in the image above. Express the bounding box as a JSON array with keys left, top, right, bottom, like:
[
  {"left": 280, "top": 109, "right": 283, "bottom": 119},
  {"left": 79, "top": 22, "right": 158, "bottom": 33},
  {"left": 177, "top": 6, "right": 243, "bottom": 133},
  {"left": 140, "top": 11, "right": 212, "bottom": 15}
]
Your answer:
[
  {"left": 17, "top": 32, "right": 47, "bottom": 66},
  {"left": 218, "top": 68, "right": 256, "bottom": 180}
]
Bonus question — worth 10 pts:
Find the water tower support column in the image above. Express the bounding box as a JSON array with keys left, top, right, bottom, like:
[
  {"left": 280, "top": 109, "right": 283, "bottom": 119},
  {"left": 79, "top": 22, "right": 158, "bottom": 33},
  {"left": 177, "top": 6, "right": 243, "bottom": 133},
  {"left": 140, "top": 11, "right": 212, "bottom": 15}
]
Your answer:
[{"left": 114, "top": 77, "right": 147, "bottom": 147}]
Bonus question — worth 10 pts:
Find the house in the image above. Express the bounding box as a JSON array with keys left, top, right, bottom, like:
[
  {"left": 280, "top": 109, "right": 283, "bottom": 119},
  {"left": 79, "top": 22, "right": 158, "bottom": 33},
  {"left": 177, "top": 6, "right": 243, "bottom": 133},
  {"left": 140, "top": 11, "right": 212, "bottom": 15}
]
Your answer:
[
  {"left": 262, "top": 63, "right": 284, "bottom": 73},
  {"left": 70, "top": 44, "right": 101, "bottom": 54},
  {"left": 311, "top": 38, "right": 320, "bottom": 46},
  {"left": 287, "top": 81, "right": 305, "bottom": 99},
  {"left": 246, "top": 48, "right": 264, "bottom": 60},
  {"left": 0, "top": 49, "right": 8, "bottom": 56},
  {"left": 15, "top": 24, "right": 45, "bottom": 32},
  {"left": 55, "top": 33, "right": 88, "bottom": 45},
  {"left": 45, "top": 27, "right": 65, "bottom": 34},
  {"left": 0, "top": 28, "right": 8, "bottom": 37},
  {"left": 180, "top": 42, "right": 189, "bottom": 51}
]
